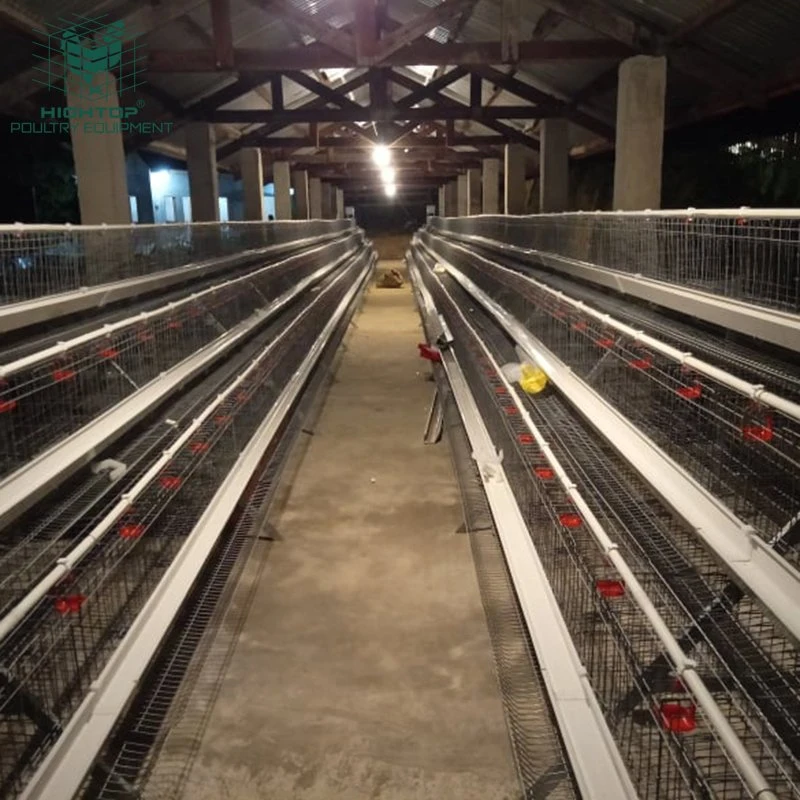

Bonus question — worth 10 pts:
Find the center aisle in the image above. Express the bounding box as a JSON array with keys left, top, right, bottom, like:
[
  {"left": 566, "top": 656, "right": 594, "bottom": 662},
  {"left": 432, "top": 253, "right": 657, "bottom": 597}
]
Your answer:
[{"left": 179, "top": 258, "right": 520, "bottom": 800}]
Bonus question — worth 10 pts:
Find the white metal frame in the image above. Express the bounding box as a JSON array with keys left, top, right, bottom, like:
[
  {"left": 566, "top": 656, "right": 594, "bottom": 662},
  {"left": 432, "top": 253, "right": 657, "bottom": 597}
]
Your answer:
[
  {"left": 18, "top": 254, "right": 375, "bottom": 800},
  {"left": 434, "top": 228, "right": 800, "bottom": 352},
  {"left": 0, "top": 230, "right": 350, "bottom": 334},
  {"left": 0, "top": 239, "right": 357, "bottom": 379},
  {"left": 0, "top": 252, "right": 354, "bottom": 532},
  {"left": 421, "top": 242, "right": 800, "bottom": 645},
  {"left": 0, "top": 258, "right": 365, "bottom": 647},
  {"left": 426, "top": 234, "right": 800, "bottom": 424},
  {"left": 409, "top": 256, "right": 640, "bottom": 800},
  {"left": 416, "top": 251, "right": 781, "bottom": 800}
]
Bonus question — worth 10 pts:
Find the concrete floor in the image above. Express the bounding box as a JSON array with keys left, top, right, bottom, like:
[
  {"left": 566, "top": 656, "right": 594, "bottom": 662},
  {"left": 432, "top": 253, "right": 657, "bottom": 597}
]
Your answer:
[{"left": 178, "top": 261, "right": 520, "bottom": 800}]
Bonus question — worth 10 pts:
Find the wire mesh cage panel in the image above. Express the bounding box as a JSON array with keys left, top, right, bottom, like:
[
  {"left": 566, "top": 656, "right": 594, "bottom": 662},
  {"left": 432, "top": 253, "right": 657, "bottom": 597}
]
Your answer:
[
  {"left": 0, "top": 234, "right": 359, "bottom": 479},
  {"left": 412, "top": 246, "right": 800, "bottom": 799},
  {"left": 0, "top": 219, "right": 352, "bottom": 305},
  {"left": 0, "top": 252, "right": 368, "bottom": 796},
  {"left": 422, "top": 233, "right": 800, "bottom": 554},
  {"left": 430, "top": 211, "right": 800, "bottom": 313},
  {"left": 506, "top": 263, "right": 800, "bottom": 406}
]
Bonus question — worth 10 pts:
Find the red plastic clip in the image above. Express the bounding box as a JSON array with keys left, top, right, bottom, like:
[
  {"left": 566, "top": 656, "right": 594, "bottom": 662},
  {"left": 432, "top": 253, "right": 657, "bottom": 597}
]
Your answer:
[
  {"left": 0, "top": 399, "right": 17, "bottom": 413},
  {"left": 99, "top": 347, "right": 120, "bottom": 359},
  {"left": 119, "top": 523, "right": 145, "bottom": 540},
  {"left": 595, "top": 337, "right": 615, "bottom": 349},
  {"left": 167, "top": 320, "right": 182, "bottom": 330},
  {"left": 534, "top": 466, "right": 554, "bottom": 480},
  {"left": 418, "top": 343, "right": 441, "bottom": 363},
  {"left": 214, "top": 414, "right": 231, "bottom": 426},
  {"left": 659, "top": 701, "right": 697, "bottom": 733},
  {"left": 517, "top": 433, "right": 535, "bottom": 445},
  {"left": 596, "top": 579, "right": 625, "bottom": 598},
  {"left": 628, "top": 357, "right": 652, "bottom": 370},
  {"left": 54, "top": 594, "right": 86, "bottom": 614},
  {"left": 741, "top": 404, "right": 774, "bottom": 442},
  {"left": 503, "top": 406, "right": 519, "bottom": 416},
  {"left": 559, "top": 512, "right": 582, "bottom": 528},
  {"left": 190, "top": 441, "right": 210, "bottom": 454},
  {"left": 572, "top": 321, "right": 588, "bottom": 332},
  {"left": 159, "top": 475, "right": 182, "bottom": 490},
  {"left": 52, "top": 368, "right": 76, "bottom": 382},
  {"left": 676, "top": 383, "right": 702, "bottom": 400},
  {"left": 495, "top": 386, "right": 507, "bottom": 395}
]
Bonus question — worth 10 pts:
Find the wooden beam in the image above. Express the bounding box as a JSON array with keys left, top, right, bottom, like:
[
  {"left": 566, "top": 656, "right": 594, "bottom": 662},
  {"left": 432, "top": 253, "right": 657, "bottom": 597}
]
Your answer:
[
  {"left": 210, "top": 104, "right": 563, "bottom": 124},
  {"left": 270, "top": 74, "right": 284, "bottom": 111},
  {"left": 395, "top": 66, "right": 469, "bottom": 107},
  {"left": 667, "top": 0, "right": 750, "bottom": 43},
  {"left": 176, "top": 14, "right": 215, "bottom": 46},
  {"left": 531, "top": 0, "right": 653, "bottom": 50},
  {"left": 375, "top": 0, "right": 475, "bottom": 63},
  {"left": 261, "top": 0, "right": 355, "bottom": 59},
  {"left": 216, "top": 71, "right": 372, "bottom": 160},
  {"left": 470, "top": 72, "right": 482, "bottom": 108},
  {"left": 257, "top": 134, "right": 503, "bottom": 152},
  {"left": 480, "top": 120, "right": 540, "bottom": 151},
  {"left": 473, "top": 64, "right": 614, "bottom": 138},
  {"left": 501, "top": 0, "right": 521, "bottom": 62},
  {"left": 210, "top": 0, "right": 234, "bottom": 69},
  {"left": 534, "top": 0, "right": 756, "bottom": 93},
  {"left": 284, "top": 70, "right": 361, "bottom": 109},
  {"left": 146, "top": 38, "right": 629, "bottom": 72},
  {"left": 354, "top": 0, "right": 378, "bottom": 64},
  {"left": 127, "top": 72, "right": 274, "bottom": 151}
]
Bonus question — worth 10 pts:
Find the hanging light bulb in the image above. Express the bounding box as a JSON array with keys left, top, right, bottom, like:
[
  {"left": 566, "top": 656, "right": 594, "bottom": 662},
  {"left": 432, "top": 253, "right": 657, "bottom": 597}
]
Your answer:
[
  {"left": 380, "top": 166, "right": 396, "bottom": 184},
  {"left": 372, "top": 145, "right": 391, "bottom": 167}
]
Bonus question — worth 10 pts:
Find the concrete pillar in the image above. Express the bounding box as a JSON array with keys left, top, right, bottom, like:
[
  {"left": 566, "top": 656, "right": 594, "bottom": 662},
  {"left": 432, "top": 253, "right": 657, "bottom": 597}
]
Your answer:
[
  {"left": 457, "top": 173, "right": 468, "bottom": 217},
  {"left": 67, "top": 71, "right": 129, "bottom": 224},
  {"left": 445, "top": 180, "right": 458, "bottom": 217},
  {"left": 309, "top": 177, "right": 323, "bottom": 219},
  {"left": 539, "top": 118, "right": 570, "bottom": 213},
  {"left": 273, "top": 161, "right": 292, "bottom": 220},
  {"left": 438, "top": 185, "right": 446, "bottom": 216},
  {"left": 467, "top": 168, "right": 481, "bottom": 215},
  {"left": 482, "top": 158, "right": 500, "bottom": 214},
  {"left": 240, "top": 148, "right": 264, "bottom": 221},
  {"left": 320, "top": 182, "right": 335, "bottom": 218},
  {"left": 335, "top": 187, "right": 344, "bottom": 219},
  {"left": 504, "top": 144, "right": 527, "bottom": 215},
  {"left": 293, "top": 170, "right": 310, "bottom": 219},
  {"left": 613, "top": 55, "right": 667, "bottom": 210},
  {"left": 186, "top": 122, "right": 219, "bottom": 221}
]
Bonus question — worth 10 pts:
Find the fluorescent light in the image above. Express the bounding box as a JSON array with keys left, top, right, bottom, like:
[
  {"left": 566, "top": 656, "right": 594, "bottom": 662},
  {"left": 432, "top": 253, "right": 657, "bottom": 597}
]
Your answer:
[
  {"left": 150, "top": 169, "right": 170, "bottom": 193},
  {"left": 380, "top": 166, "right": 395, "bottom": 184},
  {"left": 385, "top": 183, "right": 396, "bottom": 198},
  {"left": 372, "top": 145, "right": 391, "bottom": 167}
]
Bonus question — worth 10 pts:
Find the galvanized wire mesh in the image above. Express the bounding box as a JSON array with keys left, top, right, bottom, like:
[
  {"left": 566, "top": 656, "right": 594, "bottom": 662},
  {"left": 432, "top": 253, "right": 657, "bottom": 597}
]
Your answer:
[
  {"left": 77, "top": 257, "right": 368, "bottom": 800},
  {"left": 0, "top": 252, "right": 368, "bottom": 797},
  {"left": 412, "top": 245, "right": 800, "bottom": 799},
  {"left": 415, "top": 298, "right": 578, "bottom": 800},
  {"left": 430, "top": 212, "right": 800, "bottom": 313},
  {"left": 501, "top": 259, "right": 800, "bottom": 405},
  {"left": 0, "top": 220, "right": 351, "bottom": 305},
  {"left": 0, "top": 234, "right": 359, "bottom": 479},
  {"left": 422, "top": 232, "right": 800, "bottom": 553}
]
